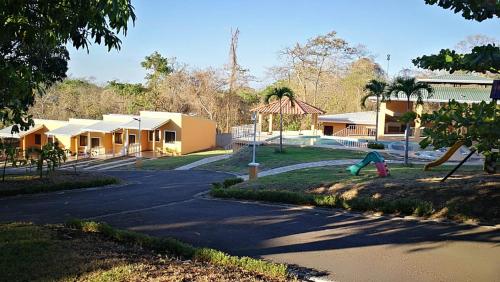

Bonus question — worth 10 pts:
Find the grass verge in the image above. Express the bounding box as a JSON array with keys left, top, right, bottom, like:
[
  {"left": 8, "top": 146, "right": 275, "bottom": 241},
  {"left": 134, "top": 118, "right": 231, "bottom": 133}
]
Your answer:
[
  {"left": 66, "top": 219, "right": 289, "bottom": 280},
  {"left": 0, "top": 172, "right": 118, "bottom": 197},
  {"left": 129, "top": 149, "right": 231, "bottom": 170},
  {"left": 216, "top": 164, "right": 499, "bottom": 224},
  {"left": 1, "top": 221, "right": 288, "bottom": 281},
  {"left": 211, "top": 187, "right": 434, "bottom": 217}
]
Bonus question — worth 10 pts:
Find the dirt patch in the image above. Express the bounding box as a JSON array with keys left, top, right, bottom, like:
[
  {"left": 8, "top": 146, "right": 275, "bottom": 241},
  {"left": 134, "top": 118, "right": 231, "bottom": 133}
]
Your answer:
[{"left": 308, "top": 170, "right": 500, "bottom": 224}]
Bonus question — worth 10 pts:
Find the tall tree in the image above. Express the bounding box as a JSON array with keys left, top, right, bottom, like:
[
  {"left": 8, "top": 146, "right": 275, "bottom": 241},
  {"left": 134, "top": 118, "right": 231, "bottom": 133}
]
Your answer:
[
  {"left": 0, "top": 0, "right": 136, "bottom": 131},
  {"left": 455, "top": 34, "right": 499, "bottom": 53},
  {"left": 141, "top": 51, "right": 174, "bottom": 88},
  {"left": 386, "top": 77, "right": 433, "bottom": 165},
  {"left": 264, "top": 86, "right": 296, "bottom": 153},
  {"left": 281, "top": 31, "right": 358, "bottom": 106},
  {"left": 361, "top": 79, "right": 388, "bottom": 142}
]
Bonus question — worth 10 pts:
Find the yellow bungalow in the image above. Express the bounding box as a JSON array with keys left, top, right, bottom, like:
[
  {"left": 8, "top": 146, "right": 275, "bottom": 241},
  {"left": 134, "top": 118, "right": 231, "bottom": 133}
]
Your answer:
[
  {"left": 0, "top": 119, "right": 67, "bottom": 154},
  {"left": 0, "top": 111, "right": 217, "bottom": 158}
]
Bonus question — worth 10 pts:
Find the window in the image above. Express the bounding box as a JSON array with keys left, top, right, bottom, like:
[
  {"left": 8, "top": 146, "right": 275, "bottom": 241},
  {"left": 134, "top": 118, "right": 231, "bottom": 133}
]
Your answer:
[
  {"left": 148, "top": 130, "right": 160, "bottom": 142},
  {"left": 128, "top": 134, "right": 136, "bottom": 144},
  {"left": 34, "top": 134, "right": 42, "bottom": 145},
  {"left": 164, "top": 131, "right": 176, "bottom": 144},
  {"left": 80, "top": 135, "right": 88, "bottom": 146},
  {"left": 115, "top": 133, "right": 123, "bottom": 144},
  {"left": 91, "top": 138, "right": 100, "bottom": 148}
]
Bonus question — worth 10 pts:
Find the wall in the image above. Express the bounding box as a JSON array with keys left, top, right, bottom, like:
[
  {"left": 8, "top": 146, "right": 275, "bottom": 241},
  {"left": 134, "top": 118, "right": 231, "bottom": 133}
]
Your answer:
[
  {"left": 180, "top": 115, "right": 216, "bottom": 154},
  {"left": 320, "top": 122, "right": 349, "bottom": 135},
  {"left": 386, "top": 101, "right": 412, "bottom": 114},
  {"left": 155, "top": 120, "right": 182, "bottom": 154},
  {"left": 139, "top": 111, "right": 184, "bottom": 154},
  {"left": 76, "top": 132, "right": 113, "bottom": 155},
  {"left": 21, "top": 127, "right": 48, "bottom": 150},
  {"left": 21, "top": 119, "right": 67, "bottom": 151}
]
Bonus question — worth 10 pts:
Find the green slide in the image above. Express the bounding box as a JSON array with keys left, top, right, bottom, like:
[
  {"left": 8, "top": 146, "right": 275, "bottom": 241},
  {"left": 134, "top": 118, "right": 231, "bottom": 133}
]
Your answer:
[{"left": 347, "top": 151, "right": 386, "bottom": 176}]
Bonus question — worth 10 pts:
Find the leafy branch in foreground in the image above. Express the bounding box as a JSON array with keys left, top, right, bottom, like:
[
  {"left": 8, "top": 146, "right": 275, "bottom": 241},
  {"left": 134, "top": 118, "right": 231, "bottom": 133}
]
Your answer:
[
  {"left": 420, "top": 100, "right": 499, "bottom": 173},
  {"left": 0, "top": 0, "right": 136, "bottom": 131},
  {"left": 412, "top": 45, "right": 500, "bottom": 74}
]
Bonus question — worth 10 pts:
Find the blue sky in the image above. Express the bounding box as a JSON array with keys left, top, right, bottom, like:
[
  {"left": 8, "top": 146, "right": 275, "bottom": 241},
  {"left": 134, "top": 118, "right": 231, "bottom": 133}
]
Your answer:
[{"left": 67, "top": 0, "right": 499, "bottom": 87}]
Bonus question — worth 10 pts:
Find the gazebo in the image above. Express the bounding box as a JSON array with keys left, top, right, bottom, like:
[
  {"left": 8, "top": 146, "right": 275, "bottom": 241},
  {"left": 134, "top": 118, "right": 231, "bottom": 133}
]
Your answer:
[{"left": 251, "top": 97, "right": 326, "bottom": 133}]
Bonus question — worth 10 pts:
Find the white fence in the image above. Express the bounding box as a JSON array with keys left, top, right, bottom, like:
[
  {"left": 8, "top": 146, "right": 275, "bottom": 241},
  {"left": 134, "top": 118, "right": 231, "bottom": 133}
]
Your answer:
[{"left": 333, "top": 125, "right": 375, "bottom": 137}]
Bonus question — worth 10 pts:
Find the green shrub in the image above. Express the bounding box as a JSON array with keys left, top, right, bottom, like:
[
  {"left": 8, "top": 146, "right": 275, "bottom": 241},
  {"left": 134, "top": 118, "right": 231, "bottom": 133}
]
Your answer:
[
  {"left": 367, "top": 142, "right": 385, "bottom": 149},
  {"left": 0, "top": 178, "right": 118, "bottom": 197},
  {"left": 222, "top": 178, "right": 244, "bottom": 188},
  {"left": 66, "top": 219, "right": 288, "bottom": 279},
  {"left": 211, "top": 182, "right": 223, "bottom": 189},
  {"left": 212, "top": 178, "right": 244, "bottom": 189},
  {"left": 211, "top": 188, "right": 434, "bottom": 217}
]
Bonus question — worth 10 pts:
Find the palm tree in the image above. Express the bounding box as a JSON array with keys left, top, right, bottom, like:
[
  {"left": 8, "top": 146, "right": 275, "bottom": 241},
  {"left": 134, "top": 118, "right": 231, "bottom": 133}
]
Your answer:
[
  {"left": 361, "top": 79, "right": 388, "bottom": 142},
  {"left": 264, "top": 86, "right": 296, "bottom": 153},
  {"left": 386, "top": 77, "right": 433, "bottom": 165}
]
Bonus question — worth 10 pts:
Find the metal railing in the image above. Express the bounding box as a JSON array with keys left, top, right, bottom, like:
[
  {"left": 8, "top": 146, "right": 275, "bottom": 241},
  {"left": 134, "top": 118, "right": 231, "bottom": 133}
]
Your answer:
[
  {"left": 230, "top": 123, "right": 261, "bottom": 153},
  {"left": 231, "top": 123, "right": 261, "bottom": 140},
  {"left": 333, "top": 125, "right": 376, "bottom": 137},
  {"left": 334, "top": 138, "right": 368, "bottom": 148}
]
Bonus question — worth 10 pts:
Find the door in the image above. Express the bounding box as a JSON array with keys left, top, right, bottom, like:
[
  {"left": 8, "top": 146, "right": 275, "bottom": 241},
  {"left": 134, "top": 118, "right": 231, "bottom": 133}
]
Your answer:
[
  {"left": 91, "top": 137, "right": 100, "bottom": 148},
  {"left": 323, "top": 126, "right": 333, "bottom": 136},
  {"left": 128, "top": 134, "right": 136, "bottom": 144}
]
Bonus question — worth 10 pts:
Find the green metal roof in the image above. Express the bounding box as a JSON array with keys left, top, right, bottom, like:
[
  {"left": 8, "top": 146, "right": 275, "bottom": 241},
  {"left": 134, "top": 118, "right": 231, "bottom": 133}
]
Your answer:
[
  {"left": 428, "top": 86, "right": 492, "bottom": 102},
  {"left": 389, "top": 85, "right": 493, "bottom": 103},
  {"left": 418, "top": 74, "right": 493, "bottom": 85},
  {"left": 430, "top": 74, "right": 492, "bottom": 82}
]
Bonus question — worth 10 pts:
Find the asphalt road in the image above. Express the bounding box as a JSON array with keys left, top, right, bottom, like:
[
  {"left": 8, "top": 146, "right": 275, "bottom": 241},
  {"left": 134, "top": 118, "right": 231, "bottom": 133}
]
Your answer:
[{"left": 1, "top": 170, "right": 499, "bottom": 282}]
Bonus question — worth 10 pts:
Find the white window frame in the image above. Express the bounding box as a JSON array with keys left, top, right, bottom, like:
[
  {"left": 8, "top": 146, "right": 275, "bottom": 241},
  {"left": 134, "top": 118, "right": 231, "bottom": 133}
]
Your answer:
[
  {"left": 90, "top": 137, "right": 101, "bottom": 148},
  {"left": 128, "top": 134, "right": 137, "bottom": 144},
  {"left": 164, "top": 130, "right": 176, "bottom": 144}
]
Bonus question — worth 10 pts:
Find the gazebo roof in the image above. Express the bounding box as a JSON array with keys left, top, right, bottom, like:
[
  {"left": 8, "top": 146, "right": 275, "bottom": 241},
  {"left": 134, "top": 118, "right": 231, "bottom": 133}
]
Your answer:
[{"left": 251, "top": 97, "right": 325, "bottom": 115}]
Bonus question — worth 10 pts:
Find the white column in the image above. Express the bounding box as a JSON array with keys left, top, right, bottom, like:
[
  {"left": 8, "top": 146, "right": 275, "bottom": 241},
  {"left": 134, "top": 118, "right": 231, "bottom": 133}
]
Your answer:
[{"left": 152, "top": 130, "right": 156, "bottom": 157}]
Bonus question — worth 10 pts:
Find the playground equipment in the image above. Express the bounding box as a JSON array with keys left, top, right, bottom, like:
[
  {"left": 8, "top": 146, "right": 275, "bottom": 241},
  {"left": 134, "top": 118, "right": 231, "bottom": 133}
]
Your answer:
[
  {"left": 424, "top": 141, "right": 464, "bottom": 171},
  {"left": 347, "top": 151, "right": 389, "bottom": 177}
]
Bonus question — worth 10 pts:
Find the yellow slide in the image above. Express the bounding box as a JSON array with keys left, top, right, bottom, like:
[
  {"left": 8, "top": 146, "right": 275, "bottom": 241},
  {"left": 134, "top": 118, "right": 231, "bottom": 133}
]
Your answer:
[{"left": 424, "top": 141, "right": 464, "bottom": 171}]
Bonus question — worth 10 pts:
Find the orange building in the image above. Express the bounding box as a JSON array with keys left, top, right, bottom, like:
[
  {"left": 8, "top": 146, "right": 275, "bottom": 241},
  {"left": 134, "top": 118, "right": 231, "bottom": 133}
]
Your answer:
[
  {"left": 0, "top": 112, "right": 217, "bottom": 158},
  {"left": 318, "top": 74, "right": 494, "bottom": 141}
]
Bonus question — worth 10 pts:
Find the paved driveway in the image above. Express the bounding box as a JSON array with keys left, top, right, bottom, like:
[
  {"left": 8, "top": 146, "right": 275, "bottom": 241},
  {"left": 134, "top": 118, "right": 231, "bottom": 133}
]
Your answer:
[{"left": 1, "top": 170, "right": 499, "bottom": 282}]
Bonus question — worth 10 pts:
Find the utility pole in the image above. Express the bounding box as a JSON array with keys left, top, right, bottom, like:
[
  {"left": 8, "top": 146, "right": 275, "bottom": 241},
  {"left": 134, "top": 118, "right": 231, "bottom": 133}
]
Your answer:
[
  {"left": 386, "top": 54, "right": 391, "bottom": 80},
  {"left": 133, "top": 117, "right": 142, "bottom": 168}
]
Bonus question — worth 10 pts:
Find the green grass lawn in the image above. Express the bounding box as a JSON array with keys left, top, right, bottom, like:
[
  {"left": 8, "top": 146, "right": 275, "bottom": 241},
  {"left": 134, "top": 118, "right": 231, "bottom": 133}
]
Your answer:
[
  {"left": 0, "top": 171, "right": 118, "bottom": 197},
  {"left": 224, "top": 164, "right": 499, "bottom": 224},
  {"left": 235, "top": 164, "right": 478, "bottom": 191},
  {"left": 198, "top": 145, "right": 368, "bottom": 174},
  {"left": 0, "top": 221, "right": 288, "bottom": 282},
  {"left": 132, "top": 149, "right": 231, "bottom": 170}
]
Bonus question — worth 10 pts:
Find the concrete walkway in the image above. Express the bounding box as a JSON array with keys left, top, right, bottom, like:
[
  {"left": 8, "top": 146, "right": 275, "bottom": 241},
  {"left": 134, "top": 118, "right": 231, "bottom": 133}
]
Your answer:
[{"left": 175, "top": 154, "right": 232, "bottom": 170}]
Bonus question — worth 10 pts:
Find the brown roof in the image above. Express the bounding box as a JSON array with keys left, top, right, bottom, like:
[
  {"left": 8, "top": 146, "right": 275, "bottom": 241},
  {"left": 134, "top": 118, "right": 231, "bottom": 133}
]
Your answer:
[{"left": 251, "top": 97, "right": 325, "bottom": 115}]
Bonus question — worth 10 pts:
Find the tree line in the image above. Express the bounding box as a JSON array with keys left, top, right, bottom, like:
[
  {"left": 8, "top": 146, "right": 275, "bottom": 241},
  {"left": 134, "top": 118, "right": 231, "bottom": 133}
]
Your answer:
[{"left": 29, "top": 31, "right": 385, "bottom": 132}]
